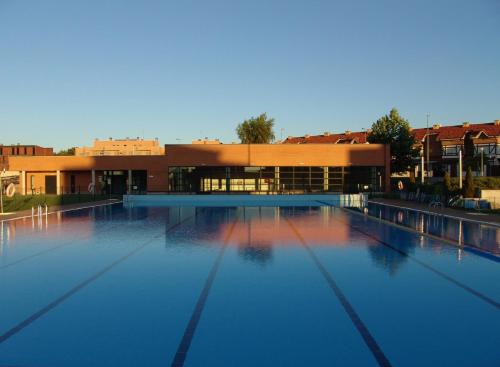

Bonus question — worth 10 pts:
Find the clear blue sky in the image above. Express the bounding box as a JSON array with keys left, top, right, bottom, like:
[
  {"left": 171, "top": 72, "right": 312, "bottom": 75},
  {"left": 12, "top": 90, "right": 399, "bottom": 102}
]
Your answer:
[{"left": 1, "top": 0, "right": 499, "bottom": 150}]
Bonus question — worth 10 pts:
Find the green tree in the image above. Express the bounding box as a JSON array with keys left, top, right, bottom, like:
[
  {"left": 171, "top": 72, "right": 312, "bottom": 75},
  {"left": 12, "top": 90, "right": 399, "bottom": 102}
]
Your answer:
[
  {"left": 367, "top": 108, "right": 419, "bottom": 174},
  {"left": 463, "top": 166, "right": 475, "bottom": 198},
  {"left": 236, "top": 113, "right": 275, "bottom": 144},
  {"left": 443, "top": 171, "right": 451, "bottom": 195},
  {"left": 55, "top": 147, "right": 76, "bottom": 156}
]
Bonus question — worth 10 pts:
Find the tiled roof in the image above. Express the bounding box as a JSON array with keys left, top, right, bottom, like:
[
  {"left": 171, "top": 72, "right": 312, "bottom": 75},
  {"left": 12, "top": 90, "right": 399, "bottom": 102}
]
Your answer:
[
  {"left": 283, "top": 122, "right": 500, "bottom": 144},
  {"left": 412, "top": 122, "right": 500, "bottom": 142},
  {"left": 283, "top": 131, "right": 369, "bottom": 144}
]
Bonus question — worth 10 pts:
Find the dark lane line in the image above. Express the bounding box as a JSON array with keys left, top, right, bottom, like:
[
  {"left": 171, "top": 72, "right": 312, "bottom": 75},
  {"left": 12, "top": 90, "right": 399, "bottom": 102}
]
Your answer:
[
  {"left": 170, "top": 218, "right": 238, "bottom": 367},
  {"left": 285, "top": 217, "right": 393, "bottom": 367},
  {"left": 317, "top": 202, "right": 500, "bottom": 310},
  {"left": 0, "top": 209, "right": 139, "bottom": 271},
  {"left": 0, "top": 215, "right": 194, "bottom": 344}
]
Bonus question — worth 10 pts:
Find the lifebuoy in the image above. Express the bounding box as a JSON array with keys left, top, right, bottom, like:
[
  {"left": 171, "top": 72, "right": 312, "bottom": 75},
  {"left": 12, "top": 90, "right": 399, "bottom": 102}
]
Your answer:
[
  {"left": 88, "top": 182, "right": 95, "bottom": 193},
  {"left": 397, "top": 180, "right": 404, "bottom": 191},
  {"left": 5, "top": 183, "right": 16, "bottom": 197}
]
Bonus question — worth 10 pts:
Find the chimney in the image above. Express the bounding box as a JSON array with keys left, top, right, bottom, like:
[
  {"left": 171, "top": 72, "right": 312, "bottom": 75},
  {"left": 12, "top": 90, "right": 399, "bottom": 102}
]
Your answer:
[
  {"left": 304, "top": 134, "right": 310, "bottom": 138},
  {"left": 494, "top": 120, "right": 500, "bottom": 126},
  {"left": 462, "top": 122, "right": 470, "bottom": 128},
  {"left": 432, "top": 123, "right": 441, "bottom": 130},
  {"left": 345, "top": 130, "right": 351, "bottom": 135},
  {"left": 324, "top": 131, "right": 331, "bottom": 136}
]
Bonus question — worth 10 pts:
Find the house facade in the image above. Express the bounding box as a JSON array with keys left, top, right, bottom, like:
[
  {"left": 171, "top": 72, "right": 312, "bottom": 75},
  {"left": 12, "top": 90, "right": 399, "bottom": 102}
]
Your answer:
[{"left": 284, "top": 120, "right": 500, "bottom": 177}]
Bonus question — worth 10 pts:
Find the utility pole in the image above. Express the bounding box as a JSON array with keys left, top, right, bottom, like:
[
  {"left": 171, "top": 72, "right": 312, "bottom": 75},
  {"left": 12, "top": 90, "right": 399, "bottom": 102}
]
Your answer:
[{"left": 426, "top": 113, "right": 430, "bottom": 183}]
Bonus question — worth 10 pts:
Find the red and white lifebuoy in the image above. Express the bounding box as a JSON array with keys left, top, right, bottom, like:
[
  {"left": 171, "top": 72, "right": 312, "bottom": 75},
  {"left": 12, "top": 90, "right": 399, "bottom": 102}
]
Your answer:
[
  {"left": 88, "top": 182, "right": 95, "bottom": 193},
  {"left": 397, "top": 180, "right": 404, "bottom": 191},
  {"left": 5, "top": 183, "right": 16, "bottom": 197}
]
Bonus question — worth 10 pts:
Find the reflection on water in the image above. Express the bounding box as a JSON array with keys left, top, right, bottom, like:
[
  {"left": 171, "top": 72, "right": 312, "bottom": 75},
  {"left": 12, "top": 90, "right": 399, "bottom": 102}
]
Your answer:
[
  {"left": 366, "top": 227, "right": 415, "bottom": 276},
  {"left": 238, "top": 244, "right": 274, "bottom": 266},
  {"left": 1, "top": 203, "right": 480, "bottom": 277},
  {"left": 350, "top": 203, "right": 500, "bottom": 255}
]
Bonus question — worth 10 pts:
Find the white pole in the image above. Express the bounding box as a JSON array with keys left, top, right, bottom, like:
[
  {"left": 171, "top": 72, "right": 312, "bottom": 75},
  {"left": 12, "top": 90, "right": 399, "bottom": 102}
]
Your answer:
[
  {"left": 420, "top": 154, "right": 425, "bottom": 184},
  {"left": 458, "top": 148, "right": 463, "bottom": 190},
  {"left": 481, "top": 148, "right": 484, "bottom": 177},
  {"left": 0, "top": 173, "right": 3, "bottom": 214}
]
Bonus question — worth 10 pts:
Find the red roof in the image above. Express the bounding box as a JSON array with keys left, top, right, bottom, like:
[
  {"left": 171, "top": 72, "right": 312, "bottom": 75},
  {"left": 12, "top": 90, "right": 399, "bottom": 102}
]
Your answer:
[
  {"left": 283, "top": 131, "right": 369, "bottom": 144},
  {"left": 284, "top": 122, "right": 500, "bottom": 144},
  {"left": 412, "top": 122, "right": 500, "bottom": 142}
]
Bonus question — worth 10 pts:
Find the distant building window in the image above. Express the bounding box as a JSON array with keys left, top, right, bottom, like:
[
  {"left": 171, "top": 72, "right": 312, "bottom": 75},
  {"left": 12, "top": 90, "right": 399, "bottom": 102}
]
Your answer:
[
  {"left": 443, "top": 145, "right": 460, "bottom": 156},
  {"left": 475, "top": 144, "right": 499, "bottom": 156}
]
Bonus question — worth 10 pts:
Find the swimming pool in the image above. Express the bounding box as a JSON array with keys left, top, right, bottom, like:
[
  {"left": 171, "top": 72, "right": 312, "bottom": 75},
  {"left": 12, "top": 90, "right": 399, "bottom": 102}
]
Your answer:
[{"left": 0, "top": 200, "right": 499, "bottom": 366}]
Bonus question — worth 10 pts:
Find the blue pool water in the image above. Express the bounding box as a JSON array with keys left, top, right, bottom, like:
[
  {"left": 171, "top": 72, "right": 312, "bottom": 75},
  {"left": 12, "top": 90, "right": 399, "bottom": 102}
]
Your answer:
[
  {"left": 349, "top": 201, "right": 500, "bottom": 256},
  {"left": 0, "top": 201, "right": 499, "bottom": 366}
]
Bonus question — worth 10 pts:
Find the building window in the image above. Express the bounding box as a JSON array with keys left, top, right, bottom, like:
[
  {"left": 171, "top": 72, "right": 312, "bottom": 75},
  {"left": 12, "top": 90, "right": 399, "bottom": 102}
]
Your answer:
[
  {"left": 443, "top": 145, "right": 461, "bottom": 156},
  {"left": 475, "top": 144, "right": 499, "bottom": 156},
  {"left": 168, "top": 166, "right": 383, "bottom": 193}
]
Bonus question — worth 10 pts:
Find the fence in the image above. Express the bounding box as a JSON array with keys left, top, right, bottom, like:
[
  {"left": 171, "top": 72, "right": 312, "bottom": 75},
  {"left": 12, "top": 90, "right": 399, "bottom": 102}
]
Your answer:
[{"left": 2, "top": 187, "right": 121, "bottom": 213}]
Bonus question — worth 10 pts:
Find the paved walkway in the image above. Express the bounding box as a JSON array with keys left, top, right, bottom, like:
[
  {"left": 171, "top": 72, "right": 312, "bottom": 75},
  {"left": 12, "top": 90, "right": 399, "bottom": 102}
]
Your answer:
[
  {"left": 370, "top": 198, "right": 500, "bottom": 225},
  {"left": 0, "top": 199, "right": 122, "bottom": 221}
]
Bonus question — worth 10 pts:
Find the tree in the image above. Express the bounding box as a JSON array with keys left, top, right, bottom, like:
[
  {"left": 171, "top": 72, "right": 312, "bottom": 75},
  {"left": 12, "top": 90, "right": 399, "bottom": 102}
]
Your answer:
[
  {"left": 463, "top": 166, "right": 475, "bottom": 198},
  {"left": 367, "top": 108, "right": 419, "bottom": 174},
  {"left": 443, "top": 171, "right": 451, "bottom": 195},
  {"left": 55, "top": 147, "right": 76, "bottom": 156},
  {"left": 236, "top": 113, "right": 275, "bottom": 144}
]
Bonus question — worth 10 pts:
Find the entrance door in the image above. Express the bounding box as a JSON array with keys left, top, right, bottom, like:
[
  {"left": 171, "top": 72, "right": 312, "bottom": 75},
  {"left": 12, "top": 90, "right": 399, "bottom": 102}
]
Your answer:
[
  {"left": 111, "top": 175, "right": 127, "bottom": 194},
  {"left": 45, "top": 176, "right": 57, "bottom": 194}
]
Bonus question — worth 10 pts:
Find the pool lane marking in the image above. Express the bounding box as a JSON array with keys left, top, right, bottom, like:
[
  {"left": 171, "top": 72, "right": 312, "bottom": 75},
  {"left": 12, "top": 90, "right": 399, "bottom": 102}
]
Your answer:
[
  {"left": 0, "top": 209, "right": 140, "bottom": 271},
  {"left": 0, "top": 215, "right": 194, "bottom": 345},
  {"left": 285, "top": 217, "right": 393, "bottom": 367},
  {"left": 341, "top": 217, "right": 500, "bottom": 310},
  {"left": 316, "top": 202, "right": 500, "bottom": 310},
  {"left": 170, "top": 218, "right": 238, "bottom": 367}
]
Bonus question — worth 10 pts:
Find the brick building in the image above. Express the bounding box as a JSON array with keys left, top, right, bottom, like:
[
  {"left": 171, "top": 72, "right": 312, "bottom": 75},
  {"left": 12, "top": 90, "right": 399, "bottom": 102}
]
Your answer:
[
  {"left": 75, "top": 138, "right": 164, "bottom": 156},
  {"left": 0, "top": 145, "right": 53, "bottom": 156},
  {"left": 2, "top": 143, "right": 390, "bottom": 195}
]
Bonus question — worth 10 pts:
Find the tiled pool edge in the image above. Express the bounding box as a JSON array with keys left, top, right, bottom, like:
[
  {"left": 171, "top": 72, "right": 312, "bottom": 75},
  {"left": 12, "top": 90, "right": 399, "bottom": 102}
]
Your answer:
[{"left": 124, "top": 194, "right": 367, "bottom": 207}]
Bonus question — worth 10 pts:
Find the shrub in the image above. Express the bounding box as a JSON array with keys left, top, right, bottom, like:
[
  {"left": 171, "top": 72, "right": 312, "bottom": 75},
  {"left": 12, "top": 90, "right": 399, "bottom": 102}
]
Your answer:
[
  {"left": 463, "top": 167, "right": 475, "bottom": 198},
  {"left": 443, "top": 172, "right": 451, "bottom": 194}
]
